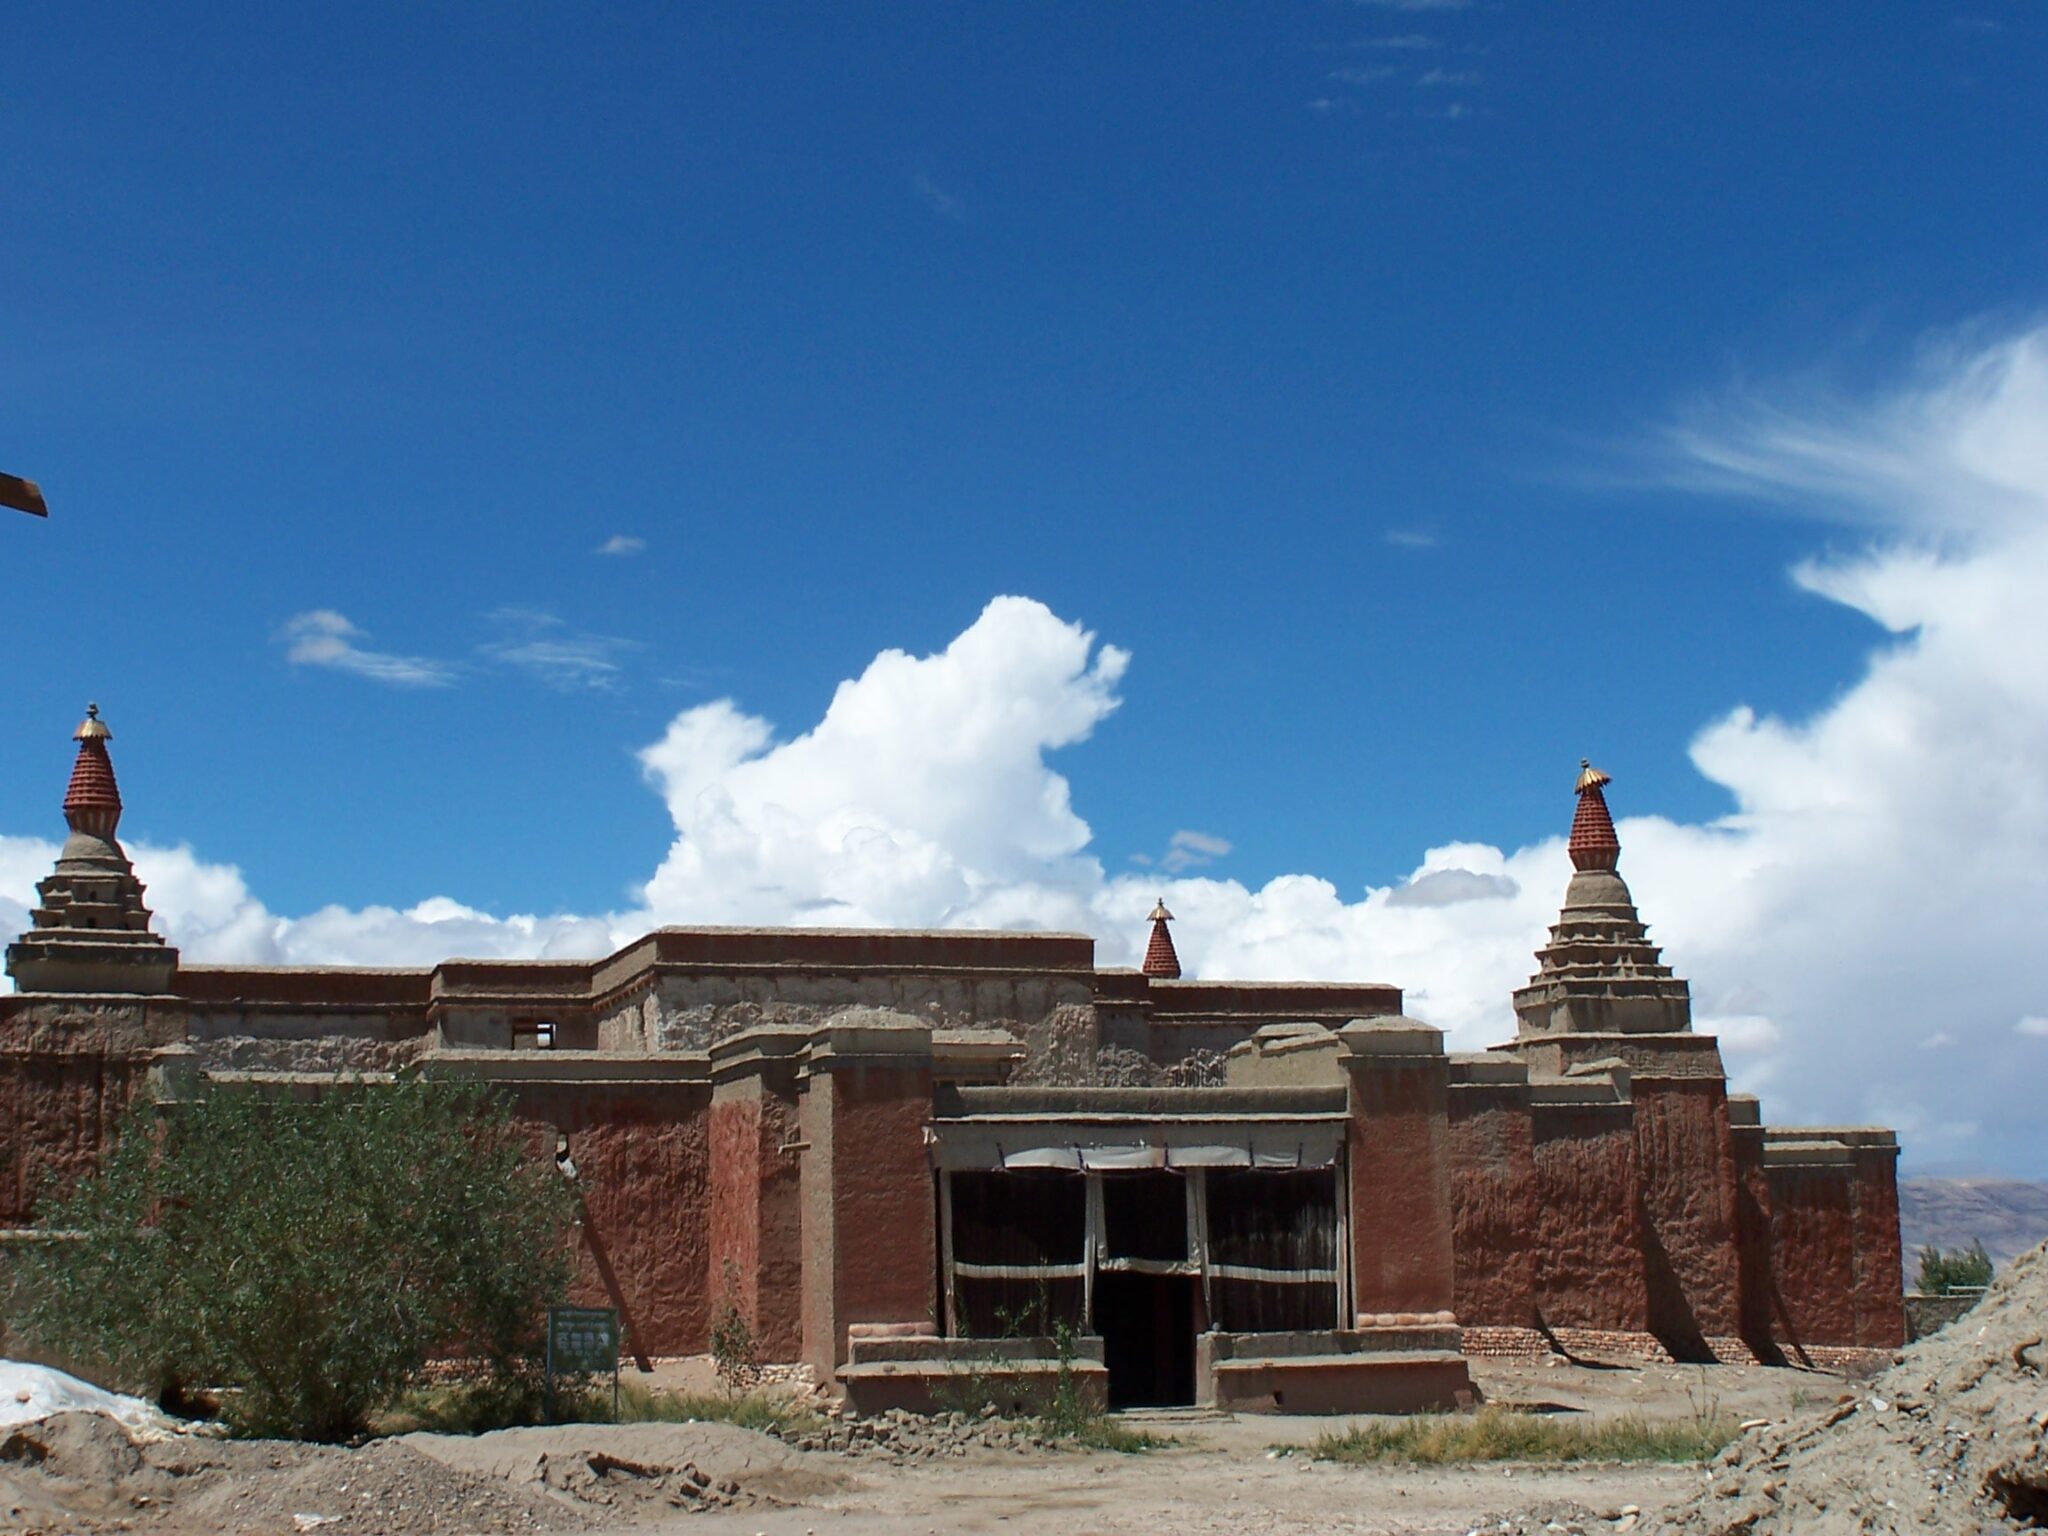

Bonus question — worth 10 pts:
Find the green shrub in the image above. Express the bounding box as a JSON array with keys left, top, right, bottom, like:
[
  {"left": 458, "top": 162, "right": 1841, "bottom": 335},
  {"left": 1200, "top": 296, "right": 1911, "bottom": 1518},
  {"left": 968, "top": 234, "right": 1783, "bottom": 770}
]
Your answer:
[
  {"left": 9, "top": 1073, "right": 577, "bottom": 1442},
  {"left": 1916, "top": 1241, "right": 1993, "bottom": 1295},
  {"left": 709, "top": 1260, "right": 763, "bottom": 1397}
]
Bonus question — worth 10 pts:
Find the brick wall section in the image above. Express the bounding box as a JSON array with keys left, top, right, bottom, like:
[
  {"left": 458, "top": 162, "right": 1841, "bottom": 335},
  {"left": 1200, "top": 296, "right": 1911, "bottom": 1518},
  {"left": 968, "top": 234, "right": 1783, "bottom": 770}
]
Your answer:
[
  {"left": 1529, "top": 1100, "right": 1647, "bottom": 1332},
  {"left": 707, "top": 1072, "right": 804, "bottom": 1360},
  {"left": 1762, "top": 1162, "right": 1859, "bottom": 1355},
  {"left": 1632, "top": 1077, "right": 1742, "bottom": 1355},
  {"left": 1850, "top": 1146, "right": 1906, "bottom": 1348},
  {"left": 800, "top": 1050, "right": 937, "bottom": 1381},
  {"left": 505, "top": 1081, "right": 711, "bottom": 1358},
  {"left": 0, "top": 1000, "right": 165, "bottom": 1225},
  {"left": 1447, "top": 1084, "right": 1538, "bottom": 1326},
  {"left": 1731, "top": 1123, "right": 1782, "bottom": 1358},
  {"left": 1345, "top": 1055, "right": 1458, "bottom": 1318}
]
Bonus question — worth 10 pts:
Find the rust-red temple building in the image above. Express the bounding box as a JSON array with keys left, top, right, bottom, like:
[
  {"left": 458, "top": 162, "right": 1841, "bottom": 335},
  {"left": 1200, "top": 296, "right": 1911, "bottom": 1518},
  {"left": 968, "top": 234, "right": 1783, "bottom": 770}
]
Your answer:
[{"left": 0, "top": 712, "right": 1902, "bottom": 1412}]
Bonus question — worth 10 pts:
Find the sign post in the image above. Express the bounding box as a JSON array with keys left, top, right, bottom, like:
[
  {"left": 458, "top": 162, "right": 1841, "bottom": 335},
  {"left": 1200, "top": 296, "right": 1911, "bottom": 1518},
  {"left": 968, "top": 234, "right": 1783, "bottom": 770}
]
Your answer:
[{"left": 546, "top": 1305, "right": 621, "bottom": 1419}]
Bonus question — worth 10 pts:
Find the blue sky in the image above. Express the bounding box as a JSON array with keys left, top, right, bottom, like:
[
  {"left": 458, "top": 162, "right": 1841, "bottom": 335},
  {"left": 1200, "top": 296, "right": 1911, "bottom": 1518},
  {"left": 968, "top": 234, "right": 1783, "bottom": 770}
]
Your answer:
[{"left": 6, "top": 4, "right": 2048, "bottom": 1171}]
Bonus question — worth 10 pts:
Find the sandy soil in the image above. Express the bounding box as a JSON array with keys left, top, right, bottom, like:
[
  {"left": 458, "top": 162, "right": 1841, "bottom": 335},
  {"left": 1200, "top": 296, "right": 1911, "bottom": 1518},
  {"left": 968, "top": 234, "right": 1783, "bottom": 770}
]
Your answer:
[{"left": 0, "top": 1356, "right": 1855, "bottom": 1536}]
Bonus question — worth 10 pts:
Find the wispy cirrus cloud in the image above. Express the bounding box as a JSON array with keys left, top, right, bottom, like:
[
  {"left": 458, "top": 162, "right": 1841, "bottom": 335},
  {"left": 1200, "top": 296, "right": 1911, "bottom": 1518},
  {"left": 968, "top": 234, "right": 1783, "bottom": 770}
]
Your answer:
[
  {"left": 1143, "top": 830, "right": 1233, "bottom": 874},
  {"left": 1384, "top": 527, "right": 1438, "bottom": 549},
  {"left": 912, "top": 172, "right": 963, "bottom": 221},
  {"left": 279, "top": 611, "right": 457, "bottom": 688},
  {"left": 1355, "top": 0, "right": 1468, "bottom": 10},
  {"left": 479, "top": 609, "right": 638, "bottom": 692},
  {"left": 595, "top": 534, "right": 645, "bottom": 557},
  {"left": 1357, "top": 34, "right": 1439, "bottom": 49},
  {"left": 1329, "top": 65, "right": 1397, "bottom": 85}
]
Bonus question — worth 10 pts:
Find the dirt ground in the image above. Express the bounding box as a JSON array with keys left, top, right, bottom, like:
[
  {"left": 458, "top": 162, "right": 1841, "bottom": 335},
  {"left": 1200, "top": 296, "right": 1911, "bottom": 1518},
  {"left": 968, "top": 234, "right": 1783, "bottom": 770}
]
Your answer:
[{"left": 0, "top": 1356, "right": 1848, "bottom": 1536}]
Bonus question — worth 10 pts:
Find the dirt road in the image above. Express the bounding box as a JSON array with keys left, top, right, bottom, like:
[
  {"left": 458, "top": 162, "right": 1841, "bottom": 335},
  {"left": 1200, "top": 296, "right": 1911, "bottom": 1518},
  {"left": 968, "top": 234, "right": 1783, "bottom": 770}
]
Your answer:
[{"left": 0, "top": 1358, "right": 1842, "bottom": 1536}]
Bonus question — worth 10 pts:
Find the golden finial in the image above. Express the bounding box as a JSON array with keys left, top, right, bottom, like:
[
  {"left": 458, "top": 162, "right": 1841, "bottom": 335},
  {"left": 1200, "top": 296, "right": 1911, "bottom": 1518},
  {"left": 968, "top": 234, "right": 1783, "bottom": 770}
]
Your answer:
[
  {"left": 1574, "top": 758, "right": 1611, "bottom": 795},
  {"left": 74, "top": 702, "right": 111, "bottom": 742},
  {"left": 1148, "top": 898, "right": 1174, "bottom": 923}
]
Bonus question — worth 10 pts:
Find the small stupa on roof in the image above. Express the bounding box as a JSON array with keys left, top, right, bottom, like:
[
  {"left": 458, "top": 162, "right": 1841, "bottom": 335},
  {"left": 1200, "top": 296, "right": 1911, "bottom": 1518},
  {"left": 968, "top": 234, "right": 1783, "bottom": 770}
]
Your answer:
[
  {"left": 1140, "top": 899, "right": 1182, "bottom": 980},
  {"left": 1512, "top": 760, "right": 1691, "bottom": 1040},
  {"left": 5, "top": 705, "right": 178, "bottom": 994}
]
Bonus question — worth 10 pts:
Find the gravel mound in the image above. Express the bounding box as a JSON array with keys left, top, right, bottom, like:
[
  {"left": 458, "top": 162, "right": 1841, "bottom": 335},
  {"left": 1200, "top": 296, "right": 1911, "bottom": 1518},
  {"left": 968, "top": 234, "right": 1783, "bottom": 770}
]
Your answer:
[
  {"left": 0, "top": 1411, "right": 575, "bottom": 1534},
  {"left": 785, "top": 1404, "right": 1061, "bottom": 1461},
  {"left": 1664, "top": 1238, "right": 2048, "bottom": 1534},
  {"left": 406, "top": 1419, "right": 851, "bottom": 1514}
]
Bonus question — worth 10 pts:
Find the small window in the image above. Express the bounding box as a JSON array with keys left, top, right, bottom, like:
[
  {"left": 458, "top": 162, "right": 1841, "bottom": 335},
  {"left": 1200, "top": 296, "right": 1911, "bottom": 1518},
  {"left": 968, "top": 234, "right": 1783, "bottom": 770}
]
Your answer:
[{"left": 512, "top": 1020, "right": 558, "bottom": 1051}]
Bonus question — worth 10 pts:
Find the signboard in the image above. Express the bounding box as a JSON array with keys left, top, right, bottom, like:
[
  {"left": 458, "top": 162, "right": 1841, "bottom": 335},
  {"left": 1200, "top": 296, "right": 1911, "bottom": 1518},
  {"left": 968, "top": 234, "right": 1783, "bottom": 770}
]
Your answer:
[{"left": 546, "top": 1305, "right": 620, "bottom": 1415}]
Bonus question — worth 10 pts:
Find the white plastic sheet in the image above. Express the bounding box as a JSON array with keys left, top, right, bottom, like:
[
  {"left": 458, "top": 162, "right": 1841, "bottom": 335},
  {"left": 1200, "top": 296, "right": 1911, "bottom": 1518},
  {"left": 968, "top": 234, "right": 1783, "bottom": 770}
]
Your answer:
[{"left": 0, "top": 1361, "right": 178, "bottom": 1438}]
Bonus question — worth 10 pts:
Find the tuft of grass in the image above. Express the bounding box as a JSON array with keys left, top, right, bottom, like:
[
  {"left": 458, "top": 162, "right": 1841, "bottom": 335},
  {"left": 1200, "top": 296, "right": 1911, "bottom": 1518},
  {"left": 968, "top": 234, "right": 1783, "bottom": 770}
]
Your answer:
[
  {"left": 1058, "top": 1416, "right": 1172, "bottom": 1453},
  {"left": 602, "top": 1382, "right": 826, "bottom": 1437},
  {"left": 378, "top": 1377, "right": 545, "bottom": 1436},
  {"left": 1308, "top": 1405, "right": 1739, "bottom": 1466}
]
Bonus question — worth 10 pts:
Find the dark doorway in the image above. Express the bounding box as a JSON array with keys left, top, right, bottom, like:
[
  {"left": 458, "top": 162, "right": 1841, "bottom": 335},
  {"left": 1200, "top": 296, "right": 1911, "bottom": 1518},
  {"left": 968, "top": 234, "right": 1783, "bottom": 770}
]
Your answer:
[{"left": 1094, "top": 1272, "right": 1197, "bottom": 1408}]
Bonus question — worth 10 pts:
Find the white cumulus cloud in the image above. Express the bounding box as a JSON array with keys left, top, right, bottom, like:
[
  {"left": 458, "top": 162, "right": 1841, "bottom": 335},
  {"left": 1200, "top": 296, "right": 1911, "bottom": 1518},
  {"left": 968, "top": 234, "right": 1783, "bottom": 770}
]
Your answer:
[{"left": 9, "top": 326, "right": 2048, "bottom": 1175}]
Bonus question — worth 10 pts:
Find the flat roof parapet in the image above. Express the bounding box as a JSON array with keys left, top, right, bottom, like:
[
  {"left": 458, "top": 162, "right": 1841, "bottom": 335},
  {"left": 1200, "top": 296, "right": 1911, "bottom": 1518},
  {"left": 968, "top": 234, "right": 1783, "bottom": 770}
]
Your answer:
[
  {"left": 1449, "top": 1054, "right": 1529, "bottom": 1085},
  {"left": 943, "top": 1084, "right": 1348, "bottom": 1118},
  {"left": 622, "top": 926, "right": 1095, "bottom": 973},
  {"left": 430, "top": 959, "right": 597, "bottom": 1000},
  {"left": 174, "top": 966, "right": 433, "bottom": 1006},
  {"left": 1337, "top": 1016, "right": 1443, "bottom": 1056},
  {"left": 1763, "top": 1126, "right": 1899, "bottom": 1149},
  {"left": 421, "top": 1049, "right": 712, "bottom": 1085},
  {"left": 1147, "top": 981, "right": 1402, "bottom": 1020},
  {"left": 1761, "top": 1139, "right": 1855, "bottom": 1168},
  {"left": 1528, "top": 1074, "right": 1629, "bottom": 1105}
]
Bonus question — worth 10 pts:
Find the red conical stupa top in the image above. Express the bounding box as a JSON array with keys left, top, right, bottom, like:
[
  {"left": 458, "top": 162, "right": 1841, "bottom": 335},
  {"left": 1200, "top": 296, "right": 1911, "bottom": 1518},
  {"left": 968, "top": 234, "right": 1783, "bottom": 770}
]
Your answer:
[
  {"left": 1141, "top": 899, "right": 1182, "bottom": 979},
  {"left": 62, "top": 704, "right": 123, "bottom": 839},
  {"left": 1567, "top": 759, "right": 1618, "bottom": 871}
]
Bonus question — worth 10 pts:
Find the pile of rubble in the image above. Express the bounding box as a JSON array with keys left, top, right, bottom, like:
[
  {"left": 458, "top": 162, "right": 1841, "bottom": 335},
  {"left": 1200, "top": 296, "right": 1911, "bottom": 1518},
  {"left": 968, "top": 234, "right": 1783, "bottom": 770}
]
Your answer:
[
  {"left": 783, "top": 1403, "right": 1059, "bottom": 1460},
  {"left": 528, "top": 1446, "right": 742, "bottom": 1513},
  {"left": 1663, "top": 1238, "right": 2048, "bottom": 1534},
  {"left": 0, "top": 1410, "right": 567, "bottom": 1535}
]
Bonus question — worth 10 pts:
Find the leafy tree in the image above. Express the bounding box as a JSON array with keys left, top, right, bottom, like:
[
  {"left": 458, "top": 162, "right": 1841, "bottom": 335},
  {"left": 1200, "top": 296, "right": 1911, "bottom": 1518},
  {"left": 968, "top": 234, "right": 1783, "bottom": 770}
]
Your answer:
[
  {"left": 1915, "top": 1240, "right": 1994, "bottom": 1295},
  {"left": 9, "top": 1072, "right": 577, "bottom": 1441}
]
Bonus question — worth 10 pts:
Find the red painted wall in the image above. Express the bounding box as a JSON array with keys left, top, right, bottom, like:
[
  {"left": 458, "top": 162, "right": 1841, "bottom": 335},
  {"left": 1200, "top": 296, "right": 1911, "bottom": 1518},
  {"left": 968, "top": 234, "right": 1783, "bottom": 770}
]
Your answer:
[
  {"left": 1631, "top": 1078, "right": 1741, "bottom": 1353},
  {"left": 707, "top": 1076, "right": 804, "bottom": 1360},
  {"left": 508, "top": 1081, "right": 711, "bottom": 1359},
  {"left": 1764, "top": 1162, "right": 1859, "bottom": 1354},
  {"left": 801, "top": 1060, "right": 937, "bottom": 1379},
  {"left": 1731, "top": 1125, "right": 1781, "bottom": 1357},
  {"left": 0, "top": 1007, "right": 155, "bottom": 1226},
  {"left": 1529, "top": 1101, "right": 1647, "bottom": 1332},
  {"left": 1850, "top": 1151, "right": 1905, "bottom": 1348},
  {"left": 1346, "top": 1060, "right": 1457, "bottom": 1316},
  {"left": 1447, "top": 1086, "right": 1537, "bottom": 1326}
]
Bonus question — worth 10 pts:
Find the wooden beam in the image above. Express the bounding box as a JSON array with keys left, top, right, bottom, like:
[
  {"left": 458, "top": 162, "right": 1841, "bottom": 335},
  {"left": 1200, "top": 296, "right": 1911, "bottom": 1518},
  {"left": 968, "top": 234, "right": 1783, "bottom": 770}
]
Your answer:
[{"left": 1, "top": 473, "right": 48, "bottom": 518}]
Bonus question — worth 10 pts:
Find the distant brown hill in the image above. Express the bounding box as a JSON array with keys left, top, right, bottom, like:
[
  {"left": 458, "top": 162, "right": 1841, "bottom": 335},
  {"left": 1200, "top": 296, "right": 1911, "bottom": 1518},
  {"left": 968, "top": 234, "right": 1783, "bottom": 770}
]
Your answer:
[{"left": 1898, "top": 1177, "right": 2048, "bottom": 1283}]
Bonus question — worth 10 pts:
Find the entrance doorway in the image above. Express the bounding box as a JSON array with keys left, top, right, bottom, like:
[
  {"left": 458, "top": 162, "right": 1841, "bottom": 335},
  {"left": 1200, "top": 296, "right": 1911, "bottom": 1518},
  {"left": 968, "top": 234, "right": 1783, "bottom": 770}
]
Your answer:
[{"left": 1094, "top": 1271, "right": 1197, "bottom": 1408}]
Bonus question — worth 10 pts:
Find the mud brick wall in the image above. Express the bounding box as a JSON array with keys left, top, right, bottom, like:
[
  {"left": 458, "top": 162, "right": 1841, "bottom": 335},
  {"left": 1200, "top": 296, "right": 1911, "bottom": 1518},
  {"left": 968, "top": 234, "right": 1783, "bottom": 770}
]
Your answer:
[
  {"left": 799, "top": 1057, "right": 938, "bottom": 1378},
  {"left": 1346, "top": 1057, "right": 1457, "bottom": 1318},
  {"left": 1529, "top": 1099, "right": 1646, "bottom": 1331},
  {"left": 1849, "top": 1146, "right": 1905, "bottom": 1348},
  {"left": 1731, "top": 1122, "right": 1788, "bottom": 1359},
  {"left": 1762, "top": 1161, "right": 1858, "bottom": 1354},
  {"left": 1446, "top": 1081, "right": 1537, "bottom": 1326},
  {"left": 1631, "top": 1077, "right": 1741, "bottom": 1354},
  {"left": 506, "top": 1080, "right": 712, "bottom": 1359},
  {"left": 0, "top": 1001, "right": 165, "bottom": 1226},
  {"left": 707, "top": 1073, "right": 804, "bottom": 1359}
]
